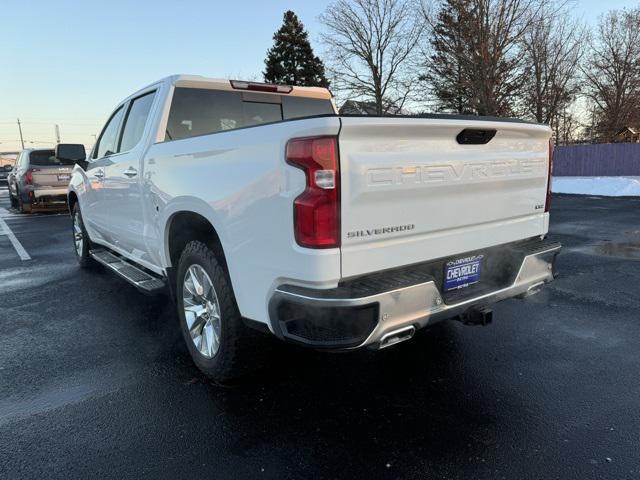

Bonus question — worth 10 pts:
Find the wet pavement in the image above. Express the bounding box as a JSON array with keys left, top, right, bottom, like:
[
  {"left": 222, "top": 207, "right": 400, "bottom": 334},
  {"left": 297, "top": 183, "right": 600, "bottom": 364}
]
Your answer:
[{"left": 1, "top": 188, "right": 639, "bottom": 479}]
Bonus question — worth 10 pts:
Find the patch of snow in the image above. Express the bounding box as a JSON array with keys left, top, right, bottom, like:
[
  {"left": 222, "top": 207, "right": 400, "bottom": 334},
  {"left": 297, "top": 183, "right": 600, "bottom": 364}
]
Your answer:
[{"left": 552, "top": 176, "right": 640, "bottom": 197}]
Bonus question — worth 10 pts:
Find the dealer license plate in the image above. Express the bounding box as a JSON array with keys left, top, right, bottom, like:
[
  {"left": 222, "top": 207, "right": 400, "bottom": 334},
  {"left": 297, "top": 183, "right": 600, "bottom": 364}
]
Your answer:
[{"left": 444, "top": 255, "right": 483, "bottom": 291}]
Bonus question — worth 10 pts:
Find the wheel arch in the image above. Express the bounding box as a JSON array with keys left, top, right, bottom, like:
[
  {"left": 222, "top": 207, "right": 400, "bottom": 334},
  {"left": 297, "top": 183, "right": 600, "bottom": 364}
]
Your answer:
[
  {"left": 165, "top": 210, "right": 228, "bottom": 269},
  {"left": 164, "top": 207, "right": 234, "bottom": 304},
  {"left": 160, "top": 196, "right": 229, "bottom": 263}
]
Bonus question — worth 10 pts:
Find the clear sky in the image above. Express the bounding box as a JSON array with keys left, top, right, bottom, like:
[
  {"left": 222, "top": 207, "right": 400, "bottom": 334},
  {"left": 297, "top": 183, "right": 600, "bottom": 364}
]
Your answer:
[{"left": 0, "top": 0, "right": 635, "bottom": 152}]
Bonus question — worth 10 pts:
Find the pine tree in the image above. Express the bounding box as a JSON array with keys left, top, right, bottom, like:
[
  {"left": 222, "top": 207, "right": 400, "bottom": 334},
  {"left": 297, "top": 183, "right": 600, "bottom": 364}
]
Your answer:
[
  {"left": 264, "top": 11, "right": 329, "bottom": 88},
  {"left": 422, "top": 0, "right": 475, "bottom": 114}
]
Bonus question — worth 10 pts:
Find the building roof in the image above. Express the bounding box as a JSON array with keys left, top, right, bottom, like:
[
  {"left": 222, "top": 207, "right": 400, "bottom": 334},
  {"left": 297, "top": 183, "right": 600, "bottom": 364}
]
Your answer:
[{"left": 615, "top": 126, "right": 639, "bottom": 136}]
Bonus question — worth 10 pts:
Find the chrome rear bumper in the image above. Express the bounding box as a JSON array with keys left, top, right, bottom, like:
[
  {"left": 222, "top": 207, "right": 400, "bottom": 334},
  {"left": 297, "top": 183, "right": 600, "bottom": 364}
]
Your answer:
[
  {"left": 269, "top": 239, "right": 561, "bottom": 350},
  {"left": 33, "top": 187, "right": 68, "bottom": 198}
]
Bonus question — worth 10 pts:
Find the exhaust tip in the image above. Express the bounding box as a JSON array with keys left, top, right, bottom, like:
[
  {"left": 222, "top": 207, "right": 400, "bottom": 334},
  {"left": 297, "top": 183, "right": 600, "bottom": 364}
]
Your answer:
[
  {"left": 517, "top": 281, "right": 545, "bottom": 299},
  {"left": 379, "top": 326, "right": 415, "bottom": 349},
  {"left": 526, "top": 282, "right": 545, "bottom": 296}
]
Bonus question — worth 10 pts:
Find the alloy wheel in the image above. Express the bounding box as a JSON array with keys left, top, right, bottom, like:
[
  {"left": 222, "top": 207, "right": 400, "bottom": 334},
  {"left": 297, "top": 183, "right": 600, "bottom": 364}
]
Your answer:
[
  {"left": 182, "top": 264, "right": 222, "bottom": 358},
  {"left": 73, "top": 212, "right": 83, "bottom": 256}
]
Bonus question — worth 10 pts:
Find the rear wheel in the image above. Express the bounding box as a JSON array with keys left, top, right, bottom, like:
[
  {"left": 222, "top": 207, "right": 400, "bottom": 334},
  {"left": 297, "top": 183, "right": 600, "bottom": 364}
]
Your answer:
[
  {"left": 17, "top": 190, "right": 31, "bottom": 214},
  {"left": 72, "top": 203, "right": 94, "bottom": 268},
  {"left": 9, "top": 190, "right": 18, "bottom": 209},
  {"left": 176, "top": 240, "right": 249, "bottom": 383}
]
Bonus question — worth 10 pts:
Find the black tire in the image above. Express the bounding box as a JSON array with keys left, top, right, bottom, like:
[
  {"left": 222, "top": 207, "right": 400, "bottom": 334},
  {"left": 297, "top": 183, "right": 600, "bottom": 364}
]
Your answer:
[
  {"left": 72, "top": 203, "right": 95, "bottom": 268},
  {"left": 176, "top": 240, "right": 249, "bottom": 383},
  {"left": 17, "top": 190, "right": 31, "bottom": 214},
  {"left": 9, "top": 191, "right": 18, "bottom": 209}
]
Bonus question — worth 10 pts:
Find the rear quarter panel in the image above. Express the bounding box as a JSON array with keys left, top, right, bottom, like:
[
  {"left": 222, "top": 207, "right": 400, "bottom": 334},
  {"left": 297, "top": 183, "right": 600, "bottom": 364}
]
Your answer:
[{"left": 143, "top": 116, "right": 342, "bottom": 325}]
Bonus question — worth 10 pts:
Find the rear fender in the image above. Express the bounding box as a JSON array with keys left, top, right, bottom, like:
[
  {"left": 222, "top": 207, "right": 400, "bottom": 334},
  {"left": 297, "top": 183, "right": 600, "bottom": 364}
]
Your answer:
[{"left": 160, "top": 197, "right": 228, "bottom": 269}]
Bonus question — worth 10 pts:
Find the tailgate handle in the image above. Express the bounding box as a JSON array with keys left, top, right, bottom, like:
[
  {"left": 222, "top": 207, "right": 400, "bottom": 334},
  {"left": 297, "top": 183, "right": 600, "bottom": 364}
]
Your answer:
[{"left": 456, "top": 128, "right": 496, "bottom": 145}]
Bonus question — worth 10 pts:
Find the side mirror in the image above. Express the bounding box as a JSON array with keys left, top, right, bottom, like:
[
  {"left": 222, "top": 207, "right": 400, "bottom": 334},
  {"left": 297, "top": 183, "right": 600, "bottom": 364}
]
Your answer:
[{"left": 55, "top": 143, "right": 86, "bottom": 167}]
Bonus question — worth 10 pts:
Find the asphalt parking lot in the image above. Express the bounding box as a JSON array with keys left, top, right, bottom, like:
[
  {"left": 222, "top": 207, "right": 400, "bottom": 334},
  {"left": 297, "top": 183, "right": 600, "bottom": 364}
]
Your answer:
[{"left": 0, "top": 185, "right": 639, "bottom": 480}]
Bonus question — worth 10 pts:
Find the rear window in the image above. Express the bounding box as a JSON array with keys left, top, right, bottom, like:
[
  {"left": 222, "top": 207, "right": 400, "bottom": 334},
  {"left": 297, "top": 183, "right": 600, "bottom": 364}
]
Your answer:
[
  {"left": 29, "top": 150, "right": 74, "bottom": 166},
  {"left": 281, "top": 96, "right": 335, "bottom": 120},
  {"left": 165, "top": 88, "right": 334, "bottom": 141}
]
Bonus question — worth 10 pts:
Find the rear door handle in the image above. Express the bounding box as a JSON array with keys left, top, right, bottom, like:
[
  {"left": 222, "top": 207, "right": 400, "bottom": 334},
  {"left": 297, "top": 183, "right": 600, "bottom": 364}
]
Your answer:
[
  {"left": 123, "top": 167, "right": 138, "bottom": 178},
  {"left": 94, "top": 169, "right": 104, "bottom": 179}
]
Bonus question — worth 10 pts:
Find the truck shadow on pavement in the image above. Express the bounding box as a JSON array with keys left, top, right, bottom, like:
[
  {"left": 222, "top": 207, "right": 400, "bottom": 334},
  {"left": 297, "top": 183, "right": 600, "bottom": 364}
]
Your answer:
[{"left": 124, "top": 288, "right": 519, "bottom": 474}]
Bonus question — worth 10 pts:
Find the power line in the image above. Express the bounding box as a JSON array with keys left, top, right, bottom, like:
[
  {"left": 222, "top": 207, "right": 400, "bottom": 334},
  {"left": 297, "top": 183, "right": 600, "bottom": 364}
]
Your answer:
[
  {"left": 16, "top": 119, "right": 24, "bottom": 149},
  {"left": 0, "top": 118, "right": 99, "bottom": 150}
]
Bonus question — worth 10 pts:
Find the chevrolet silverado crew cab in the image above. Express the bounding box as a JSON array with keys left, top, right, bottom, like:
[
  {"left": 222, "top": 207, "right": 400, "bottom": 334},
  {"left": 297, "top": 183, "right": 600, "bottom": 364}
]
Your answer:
[{"left": 63, "top": 75, "right": 560, "bottom": 381}]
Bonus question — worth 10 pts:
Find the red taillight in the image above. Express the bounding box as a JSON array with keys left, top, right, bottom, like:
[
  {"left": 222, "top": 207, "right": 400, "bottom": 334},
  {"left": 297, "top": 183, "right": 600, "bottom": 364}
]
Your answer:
[
  {"left": 545, "top": 138, "right": 554, "bottom": 212},
  {"left": 286, "top": 136, "right": 340, "bottom": 248},
  {"left": 25, "top": 170, "right": 33, "bottom": 185},
  {"left": 230, "top": 80, "right": 293, "bottom": 94}
]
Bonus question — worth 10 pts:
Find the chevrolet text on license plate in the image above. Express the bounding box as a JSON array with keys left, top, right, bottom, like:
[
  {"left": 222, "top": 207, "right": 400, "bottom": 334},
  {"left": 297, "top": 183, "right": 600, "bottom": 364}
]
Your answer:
[{"left": 444, "top": 255, "right": 483, "bottom": 291}]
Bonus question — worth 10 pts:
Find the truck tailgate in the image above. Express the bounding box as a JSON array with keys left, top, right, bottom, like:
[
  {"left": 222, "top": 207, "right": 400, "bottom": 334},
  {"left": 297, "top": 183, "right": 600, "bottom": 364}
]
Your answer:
[
  {"left": 32, "top": 165, "right": 73, "bottom": 189},
  {"left": 338, "top": 116, "right": 551, "bottom": 279}
]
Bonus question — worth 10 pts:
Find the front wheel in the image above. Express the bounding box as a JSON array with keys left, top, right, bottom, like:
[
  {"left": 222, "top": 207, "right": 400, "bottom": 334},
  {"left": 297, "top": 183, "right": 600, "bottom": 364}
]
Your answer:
[{"left": 176, "top": 240, "right": 249, "bottom": 382}]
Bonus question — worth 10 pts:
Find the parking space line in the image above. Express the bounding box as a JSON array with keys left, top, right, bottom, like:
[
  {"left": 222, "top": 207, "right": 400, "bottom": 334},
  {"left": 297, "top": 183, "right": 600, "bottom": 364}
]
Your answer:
[
  {"left": 0, "top": 208, "right": 31, "bottom": 261},
  {"left": 1, "top": 212, "right": 67, "bottom": 219}
]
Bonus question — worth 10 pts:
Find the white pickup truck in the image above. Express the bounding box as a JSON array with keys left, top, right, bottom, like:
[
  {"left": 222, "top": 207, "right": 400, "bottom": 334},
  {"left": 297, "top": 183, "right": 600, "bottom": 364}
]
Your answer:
[{"left": 63, "top": 75, "right": 560, "bottom": 381}]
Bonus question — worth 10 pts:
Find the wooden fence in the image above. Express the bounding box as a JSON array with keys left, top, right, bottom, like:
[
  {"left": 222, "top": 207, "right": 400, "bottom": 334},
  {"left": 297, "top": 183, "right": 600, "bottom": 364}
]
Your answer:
[{"left": 553, "top": 143, "right": 640, "bottom": 176}]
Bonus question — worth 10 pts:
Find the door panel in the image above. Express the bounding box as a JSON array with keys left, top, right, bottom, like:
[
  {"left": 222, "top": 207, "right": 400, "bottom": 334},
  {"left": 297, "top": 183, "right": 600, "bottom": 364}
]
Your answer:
[
  {"left": 102, "top": 154, "right": 145, "bottom": 253},
  {"left": 101, "top": 90, "right": 157, "bottom": 259},
  {"left": 86, "top": 105, "right": 125, "bottom": 242},
  {"left": 81, "top": 161, "right": 106, "bottom": 239}
]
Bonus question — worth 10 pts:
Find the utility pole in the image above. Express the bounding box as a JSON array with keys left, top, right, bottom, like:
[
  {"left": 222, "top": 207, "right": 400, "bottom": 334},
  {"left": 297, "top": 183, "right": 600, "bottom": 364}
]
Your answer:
[
  {"left": 55, "top": 124, "right": 61, "bottom": 144},
  {"left": 17, "top": 118, "right": 25, "bottom": 149}
]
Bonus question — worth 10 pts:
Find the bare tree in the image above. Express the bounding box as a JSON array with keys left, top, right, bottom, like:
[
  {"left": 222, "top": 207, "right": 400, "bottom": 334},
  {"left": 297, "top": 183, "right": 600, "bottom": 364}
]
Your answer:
[
  {"left": 583, "top": 8, "right": 640, "bottom": 142},
  {"left": 420, "top": 0, "right": 550, "bottom": 116},
  {"left": 551, "top": 107, "right": 580, "bottom": 144},
  {"left": 520, "top": 6, "right": 586, "bottom": 125},
  {"left": 320, "top": 0, "right": 424, "bottom": 115}
]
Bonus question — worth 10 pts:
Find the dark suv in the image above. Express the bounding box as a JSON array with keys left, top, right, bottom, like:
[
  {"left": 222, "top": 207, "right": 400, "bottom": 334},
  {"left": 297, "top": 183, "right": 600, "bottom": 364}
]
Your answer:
[
  {"left": 0, "top": 164, "right": 12, "bottom": 183},
  {"left": 8, "top": 148, "right": 75, "bottom": 213}
]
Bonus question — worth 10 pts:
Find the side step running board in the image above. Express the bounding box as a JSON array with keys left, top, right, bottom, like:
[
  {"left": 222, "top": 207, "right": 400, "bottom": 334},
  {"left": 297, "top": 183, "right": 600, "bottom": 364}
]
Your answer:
[{"left": 90, "top": 249, "right": 167, "bottom": 295}]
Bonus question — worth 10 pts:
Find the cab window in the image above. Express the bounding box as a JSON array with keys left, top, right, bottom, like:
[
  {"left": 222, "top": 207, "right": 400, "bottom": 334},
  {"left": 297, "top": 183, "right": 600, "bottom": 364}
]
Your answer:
[
  {"left": 94, "top": 107, "right": 125, "bottom": 159},
  {"left": 119, "top": 91, "right": 156, "bottom": 153}
]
